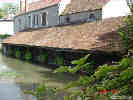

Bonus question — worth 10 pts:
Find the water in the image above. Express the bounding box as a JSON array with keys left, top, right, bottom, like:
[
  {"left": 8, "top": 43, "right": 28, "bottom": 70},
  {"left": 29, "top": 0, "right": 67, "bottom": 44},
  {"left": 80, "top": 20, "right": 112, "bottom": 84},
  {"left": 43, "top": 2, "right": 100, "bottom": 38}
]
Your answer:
[{"left": 0, "top": 53, "right": 79, "bottom": 100}]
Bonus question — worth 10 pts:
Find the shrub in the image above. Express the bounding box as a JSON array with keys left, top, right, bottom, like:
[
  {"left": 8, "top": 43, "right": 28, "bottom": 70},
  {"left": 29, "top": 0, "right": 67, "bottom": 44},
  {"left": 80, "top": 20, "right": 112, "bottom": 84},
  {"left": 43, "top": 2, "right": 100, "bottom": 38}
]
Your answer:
[
  {"left": 119, "top": 5, "right": 133, "bottom": 51},
  {"left": 24, "top": 84, "right": 56, "bottom": 100},
  {"left": 0, "top": 34, "right": 11, "bottom": 39},
  {"left": 25, "top": 55, "right": 133, "bottom": 100},
  {"left": 54, "top": 55, "right": 133, "bottom": 100}
]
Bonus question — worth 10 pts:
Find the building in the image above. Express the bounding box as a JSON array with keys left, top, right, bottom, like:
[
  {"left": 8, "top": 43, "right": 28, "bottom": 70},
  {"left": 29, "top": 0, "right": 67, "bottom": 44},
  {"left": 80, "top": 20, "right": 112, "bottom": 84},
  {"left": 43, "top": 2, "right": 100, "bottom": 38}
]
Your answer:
[
  {"left": 13, "top": 0, "right": 131, "bottom": 33},
  {"left": 0, "top": 19, "right": 14, "bottom": 35},
  {"left": 1, "top": 0, "right": 131, "bottom": 65}
]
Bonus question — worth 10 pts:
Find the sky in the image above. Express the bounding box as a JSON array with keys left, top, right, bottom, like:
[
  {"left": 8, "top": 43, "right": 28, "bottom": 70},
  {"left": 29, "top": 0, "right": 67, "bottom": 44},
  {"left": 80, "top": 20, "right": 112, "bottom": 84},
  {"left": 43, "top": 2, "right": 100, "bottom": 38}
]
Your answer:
[
  {"left": 0, "top": 0, "right": 18, "bottom": 7},
  {"left": 0, "top": 0, "right": 41, "bottom": 8},
  {"left": 0, "top": 0, "right": 18, "bottom": 3},
  {"left": 0, "top": 0, "right": 37, "bottom": 6}
]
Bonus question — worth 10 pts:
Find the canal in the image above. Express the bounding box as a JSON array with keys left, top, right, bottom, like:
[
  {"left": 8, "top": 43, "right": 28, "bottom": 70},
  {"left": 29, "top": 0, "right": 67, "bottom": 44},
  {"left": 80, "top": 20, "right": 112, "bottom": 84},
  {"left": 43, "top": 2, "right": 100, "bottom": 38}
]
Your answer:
[{"left": 0, "top": 53, "right": 79, "bottom": 100}]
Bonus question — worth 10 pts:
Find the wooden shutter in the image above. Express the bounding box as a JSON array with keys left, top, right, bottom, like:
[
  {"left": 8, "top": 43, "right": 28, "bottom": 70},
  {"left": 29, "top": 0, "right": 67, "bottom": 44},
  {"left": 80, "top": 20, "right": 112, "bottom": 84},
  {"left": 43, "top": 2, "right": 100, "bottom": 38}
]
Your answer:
[{"left": 42, "top": 13, "right": 46, "bottom": 25}]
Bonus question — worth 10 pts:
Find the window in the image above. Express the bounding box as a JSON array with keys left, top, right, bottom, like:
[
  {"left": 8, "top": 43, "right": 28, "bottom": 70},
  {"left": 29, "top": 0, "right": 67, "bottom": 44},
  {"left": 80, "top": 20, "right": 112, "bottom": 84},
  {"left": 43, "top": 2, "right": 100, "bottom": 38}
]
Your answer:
[
  {"left": 33, "top": 15, "right": 36, "bottom": 25},
  {"left": 89, "top": 14, "right": 96, "bottom": 21},
  {"left": 28, "top": 16, "right": 31, "bottom": 27},
  {"left": 36, "top": 15, "right": 39, "bottom": 25},
  {"left": 66, "top": 16, "right": 70, "bottom": 23},
  {"left": 18, "top": 19, "right": 21, "bottom": 25},
  {"left": 18, "top": 19, "right": 21, "bottom": 30},
  {"left": 42, "top": 13, "right": 46, "bottom": 25},
  {"left": 33, "top": 14, "right": 39, "bottom": 25}
]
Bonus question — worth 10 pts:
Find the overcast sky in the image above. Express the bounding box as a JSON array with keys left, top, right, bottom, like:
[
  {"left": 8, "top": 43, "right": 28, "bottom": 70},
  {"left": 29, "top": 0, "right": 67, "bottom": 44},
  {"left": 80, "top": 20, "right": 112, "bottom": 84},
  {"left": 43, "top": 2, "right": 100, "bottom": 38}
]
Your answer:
[
  {"left": 0, "top": 0, "right": 18, "bottom": 3},
  {"left": 0, "top": 0, "right": 18, "bottom": 6}
]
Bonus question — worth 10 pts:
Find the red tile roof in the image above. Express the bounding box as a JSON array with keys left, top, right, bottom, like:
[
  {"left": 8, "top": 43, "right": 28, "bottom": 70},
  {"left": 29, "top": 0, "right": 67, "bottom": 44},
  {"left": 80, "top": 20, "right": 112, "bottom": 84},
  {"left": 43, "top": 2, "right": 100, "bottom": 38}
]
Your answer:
[{"left": 3, "top": 17, "right": 125, "bottom": 53}]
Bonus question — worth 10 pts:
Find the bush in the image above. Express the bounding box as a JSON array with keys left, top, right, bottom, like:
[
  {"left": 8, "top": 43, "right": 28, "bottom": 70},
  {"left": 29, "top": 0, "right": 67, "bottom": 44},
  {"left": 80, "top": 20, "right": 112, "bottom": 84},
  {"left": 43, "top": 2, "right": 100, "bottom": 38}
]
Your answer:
[
  {"left": 119, "top": 5, "right": 133, "bottom": 51},
  {"left": 0, "top": 34, "right": 11, "bottom": 39},
  {"left": 54, "top": 55, "right": 133, "bottom": 100},
  {"left": 25, "top": 55, "right": 133, "bottom": 99}
]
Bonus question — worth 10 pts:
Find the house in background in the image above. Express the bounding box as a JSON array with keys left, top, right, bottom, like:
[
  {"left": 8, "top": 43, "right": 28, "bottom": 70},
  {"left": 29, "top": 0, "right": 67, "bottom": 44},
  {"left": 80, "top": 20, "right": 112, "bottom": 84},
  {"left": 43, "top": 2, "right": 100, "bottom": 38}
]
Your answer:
[
  {"left": 13, "top": 0, "right": 132, "bottom": 33},
  {"left": 2, "top": 0, "right": 133, "bottom": 65},
  {"left": 0, "top": 7, "right": 16, "bottom": 36},
  {"left": 0, "top": 3, "right": 18, "bottom": 36},
  {"left": 0, "top": 19, "right": 13, "bottom": 35},
  {"left": 102, "top": 0, "right": 131, "bottom": 19}
]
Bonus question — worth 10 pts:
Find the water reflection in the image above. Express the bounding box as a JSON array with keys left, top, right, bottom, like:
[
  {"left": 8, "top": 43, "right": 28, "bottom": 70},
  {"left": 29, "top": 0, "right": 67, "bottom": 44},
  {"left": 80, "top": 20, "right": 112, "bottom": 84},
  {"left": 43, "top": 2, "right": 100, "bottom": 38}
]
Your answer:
[{"left": 0, "top": 53, "right": 79, "bottom": 100}]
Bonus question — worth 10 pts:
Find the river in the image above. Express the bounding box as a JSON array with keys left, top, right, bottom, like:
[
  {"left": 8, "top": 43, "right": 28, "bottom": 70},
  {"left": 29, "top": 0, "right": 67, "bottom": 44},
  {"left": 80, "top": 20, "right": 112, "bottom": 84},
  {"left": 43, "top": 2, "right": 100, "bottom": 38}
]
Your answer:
[{"left": 0, "top": 53, "right": 79, "bottom": 100}]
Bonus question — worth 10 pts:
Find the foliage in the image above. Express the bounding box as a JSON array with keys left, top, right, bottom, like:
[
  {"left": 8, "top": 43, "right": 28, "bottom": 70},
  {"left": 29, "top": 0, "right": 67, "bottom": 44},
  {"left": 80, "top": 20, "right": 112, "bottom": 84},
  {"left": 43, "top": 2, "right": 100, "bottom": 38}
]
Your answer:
[
  {"left": 55, "top": 55, "right": 64, "bottom": 65},
  {"left": 25, "top": 84, "right": 56, "bottom": 100},
  {"left": 119, "top": 4, "right": 133, "bottom": 51},
  {"left": 25, "top": 84, "right": 46, "bottom": 100},
  {"left": 3, "top": 3, "right": 19, "bottom": 15},
  {"left": 0, "top": 71, "right": 19, "bottom": 78},
  {"left": 54, "top": 55, "right": 133, "bottom": 100},
  {"left": 40, "top": 53, "right": 48, "bottom": 63},
  {"left": 24, "top": 50, "right": 32, "bottom": 61},
  {"left": 0, "top": 34, "right": 11, "bottom": 39},
  {"left": 25, "top": 55, "right": 133, "bottom": 100},
  {"left": 0, "top": 8, "right": 4, "bottom": 19},
  {"left": 55, "top": 54, "right": 91, "bottom": 74},
  {"left": 15, "top": 50, "right": 21, "bottom": 58}
]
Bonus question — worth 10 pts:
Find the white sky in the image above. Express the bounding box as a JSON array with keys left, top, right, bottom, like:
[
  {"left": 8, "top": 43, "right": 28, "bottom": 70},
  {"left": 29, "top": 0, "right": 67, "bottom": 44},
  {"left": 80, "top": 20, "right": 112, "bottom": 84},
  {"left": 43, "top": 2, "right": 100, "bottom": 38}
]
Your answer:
[{"left": 0, "top": 0, "right": 41, "bottom": 8}]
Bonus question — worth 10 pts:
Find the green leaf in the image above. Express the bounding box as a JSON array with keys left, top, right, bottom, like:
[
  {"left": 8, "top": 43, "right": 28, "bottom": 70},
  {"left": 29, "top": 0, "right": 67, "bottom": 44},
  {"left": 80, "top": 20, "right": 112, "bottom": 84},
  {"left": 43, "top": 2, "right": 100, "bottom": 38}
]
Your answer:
[{"left": 71, "top": 54, "right": 90, "bottom": 65}]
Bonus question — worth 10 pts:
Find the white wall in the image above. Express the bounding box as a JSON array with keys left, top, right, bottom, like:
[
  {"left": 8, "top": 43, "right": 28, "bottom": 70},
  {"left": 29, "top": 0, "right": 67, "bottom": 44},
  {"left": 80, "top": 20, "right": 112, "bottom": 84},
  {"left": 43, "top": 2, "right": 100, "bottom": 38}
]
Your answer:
[
  {"left": 58, "top": 0, "right": 71, "bottom": 15},
  {"left": 0, "top": 21, "right": 14, "bottom": 35},
  {"left": 60, "top": 9, "right": 102, "bottom": 25},
  {"left": 102, "top": 0, "right": 131, "bottom": 19}
]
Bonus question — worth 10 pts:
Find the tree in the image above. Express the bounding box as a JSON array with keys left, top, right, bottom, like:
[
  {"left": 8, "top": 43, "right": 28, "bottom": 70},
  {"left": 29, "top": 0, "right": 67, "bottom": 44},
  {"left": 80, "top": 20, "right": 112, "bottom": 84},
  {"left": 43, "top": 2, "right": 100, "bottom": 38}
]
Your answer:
[
  {"left": 0, "top": 8, "right": 4, "bottom": 19},
  {"left": 3, "top": 3, "right": 19, "bottom": 15},
  {"left": 119, "top": 5, "right": 133, "bottom": 51}
]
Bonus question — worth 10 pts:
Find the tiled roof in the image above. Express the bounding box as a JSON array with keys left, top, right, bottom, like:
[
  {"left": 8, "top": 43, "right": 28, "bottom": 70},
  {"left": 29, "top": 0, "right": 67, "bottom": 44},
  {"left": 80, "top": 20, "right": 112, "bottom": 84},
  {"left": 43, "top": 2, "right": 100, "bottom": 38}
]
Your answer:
[
  {"left": 61, "top": 0, "right": 110, "bottom": 15},
  {"left": 16, "top": 0, "right": 60, "bottom": 15},
  {"left": 28, "top": 0, "right": 60, "bottom": 11},
  {"left": 3, "top": 17, "right": 125, "bottom": 53},
  {"left": 17, "top": 0, "right": 109, "bottom": 16}
]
